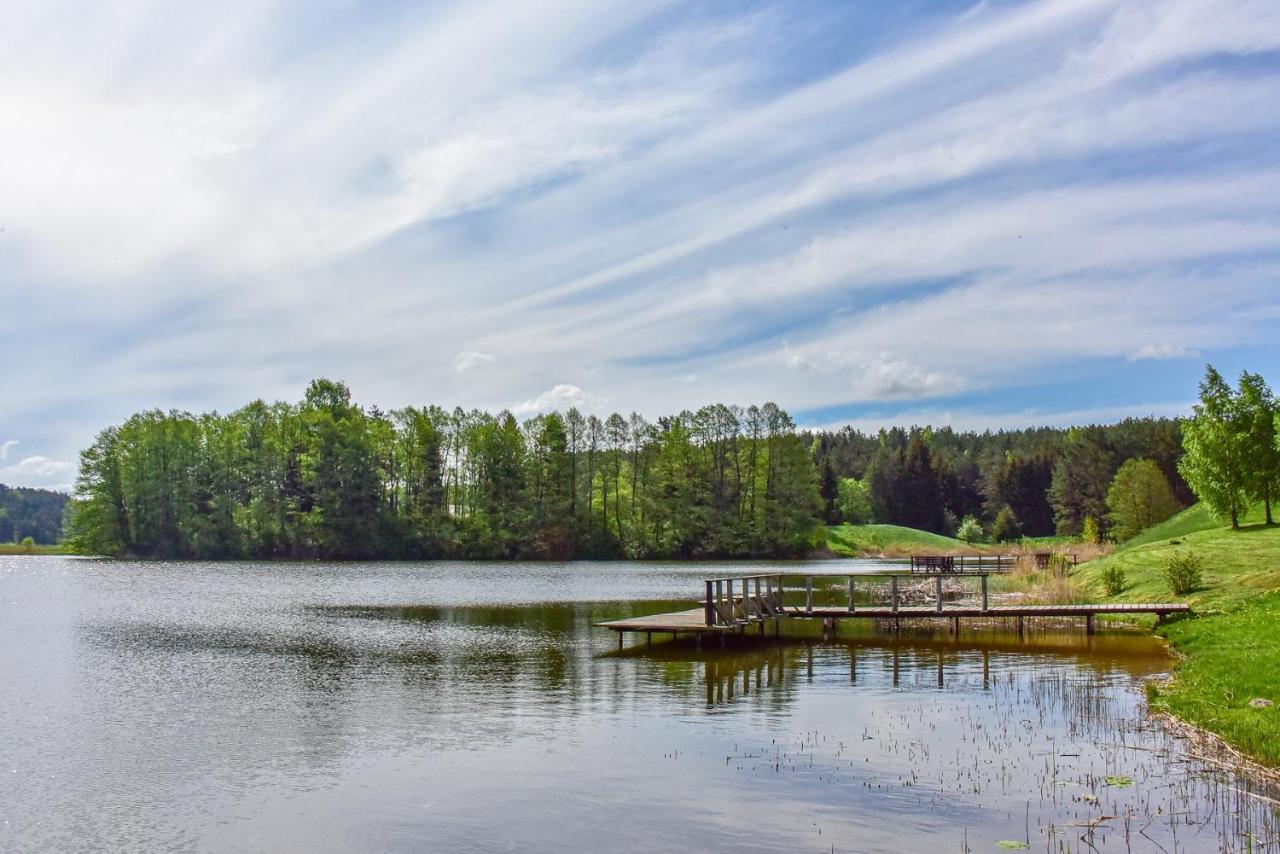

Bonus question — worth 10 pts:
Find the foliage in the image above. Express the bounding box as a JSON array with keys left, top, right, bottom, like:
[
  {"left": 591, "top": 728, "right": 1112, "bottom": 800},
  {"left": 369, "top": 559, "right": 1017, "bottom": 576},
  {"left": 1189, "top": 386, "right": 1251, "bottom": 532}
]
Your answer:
[
  {"left": 805, "top": 418, "right": 1188, "bottom": 538},
  {"left": 67, "top": 380, "right": 823, "bottom": 560},
  {"left": 1180, "top": 365, "right": 1251, "bottom": 529},
  {"left": 0, "top": 484, "right": 69, "bottom": 544},
  {"left": 1105, "top": 458, "right": 1181, "bottom": 542},
  {"left": 1237, "top": 371, "right": 1279, "bottom": 525},
  {"left": 1100, "top": 566, "right": 1126, "bottom": 596},
  {"left": 835, "top": 477, "right": 872, "bottom": 524},
  {"left": 955, "top": 515, "right": 983, "bottom": 544},
  {"left": 1049, "top": 427, "right": 1115, "bottom": 537},
  {"left": 1081, "top": 515, "right": 1101, "bottom": 545},
  {"left": 1162, "top": 550, "right": 1203, "bottom": 595},
  {"left": 990, "top": 506, "right": 1021, "bottom": 542}
]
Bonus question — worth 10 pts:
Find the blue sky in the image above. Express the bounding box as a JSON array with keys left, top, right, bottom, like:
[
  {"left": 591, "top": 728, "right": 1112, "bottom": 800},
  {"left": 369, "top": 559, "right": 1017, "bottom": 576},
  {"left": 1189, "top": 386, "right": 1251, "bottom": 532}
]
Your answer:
[{"left": 2, "top": 0, "right": 1280, "bottom": 491}]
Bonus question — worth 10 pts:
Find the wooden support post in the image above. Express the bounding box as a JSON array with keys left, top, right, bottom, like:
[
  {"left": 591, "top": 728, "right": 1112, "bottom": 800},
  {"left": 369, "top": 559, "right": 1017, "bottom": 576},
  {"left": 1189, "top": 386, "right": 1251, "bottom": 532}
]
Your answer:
[
  {"left": 646, "top": 631, "right": 652, "bottom": 645},
  {"left": 741, "top": 577, "right": 750, "bottom": 618},
  {"left": 891, "top": 577, "right": 899, "bottom": 612},
  {"left": 1017, "top": 616, "right": 1025, "bottom": 637},
  {"left": 981, "top": 574, "right": 989, "bottom": 612},
  {"left": 805, "top": 576, "right": 813, "bottom": 615},
  {"left": 935, "top": 576, "right": 944, "bottom": 613},
  {"left": 1086, "top": 613, "right": 1096, "bottom": 636},
  {"left": 727, "top": 578, "right": 735, "bottom": 621},
  {"left": 715, "top": 579, "right": 724, "bottom": 621},
  {"left": 951, "top": 616, "right": 960, "bottom": 636},
  {"left": 695, "top": 633, "right": 702, "bottom": 650},
  {"left": 617, "top": 632, "right": 623, "bottom": 650},
  {"left": 848, "top": 576, "right": 856, "bottom": 612},
  {"left": 705, "top": 579, "right": 715, "bottom": 626}
]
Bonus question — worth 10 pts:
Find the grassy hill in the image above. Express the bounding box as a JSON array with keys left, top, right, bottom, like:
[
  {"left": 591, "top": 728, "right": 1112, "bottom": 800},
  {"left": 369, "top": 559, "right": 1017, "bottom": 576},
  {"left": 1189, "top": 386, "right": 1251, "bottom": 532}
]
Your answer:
[
  {"left": 1076, "top": 509, "right": 1280, "bottom": 765},
  {"left": 825, "top": 523, "right": 980, "bottom": 557},
  {"left": 1117, "top": 500, "right": 1273, "bottom": 552}
]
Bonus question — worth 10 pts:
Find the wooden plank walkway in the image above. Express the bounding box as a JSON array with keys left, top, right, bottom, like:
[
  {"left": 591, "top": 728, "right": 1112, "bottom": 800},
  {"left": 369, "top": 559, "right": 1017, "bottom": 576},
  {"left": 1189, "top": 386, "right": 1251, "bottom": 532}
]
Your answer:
[
  {"left": 597, "top": 601, "right": 1190, "bottom": 645},
  {"left": 596, "top": 571, "right": 1190, "bottom": 646}
]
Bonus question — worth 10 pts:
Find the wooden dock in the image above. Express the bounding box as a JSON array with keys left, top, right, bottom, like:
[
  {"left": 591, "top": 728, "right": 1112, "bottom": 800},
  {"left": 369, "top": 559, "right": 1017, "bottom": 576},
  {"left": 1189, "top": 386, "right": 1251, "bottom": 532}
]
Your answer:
[{"left": 597, "top": 571, "right": 1189, "bottom": 646}]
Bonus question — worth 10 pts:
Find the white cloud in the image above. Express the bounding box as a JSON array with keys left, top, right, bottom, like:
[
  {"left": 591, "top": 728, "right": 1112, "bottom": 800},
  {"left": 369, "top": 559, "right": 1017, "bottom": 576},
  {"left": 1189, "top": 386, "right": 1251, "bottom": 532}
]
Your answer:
[
  {"left": 453, "top": 350, "right": 497, "bottom": 373},
  {"left": 1129, "top": 343, "right": 1201, "bottom": 362},
  {"left": 1, "top": 456, "right": 73, "bottom": 479},
  {"left": 0, "top": 440, "right": 18, "bottom": 460},
  {"left": 512, "top": 384, "right": 599, "bottom": 416},
  {"left": 1, "top": 0, "right": 1278, "bottom": 472}
]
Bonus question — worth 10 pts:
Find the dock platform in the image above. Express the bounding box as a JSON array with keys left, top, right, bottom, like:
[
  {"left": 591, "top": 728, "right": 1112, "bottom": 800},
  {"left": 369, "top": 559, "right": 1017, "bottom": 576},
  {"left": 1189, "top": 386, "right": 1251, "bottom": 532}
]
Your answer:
[{"left": 596, "top": 571, "right": 1190, "bottom": 646}]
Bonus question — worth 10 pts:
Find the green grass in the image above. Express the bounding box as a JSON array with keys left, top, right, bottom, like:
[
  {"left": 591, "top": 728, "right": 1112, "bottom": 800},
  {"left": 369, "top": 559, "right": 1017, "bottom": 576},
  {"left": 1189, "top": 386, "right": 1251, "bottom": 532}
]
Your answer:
[
  {"left": 825, "top": 523, "right": 980, "bottom": 556},
  {"left": 1075, "top": 508, "right": 1280, "bottom": 765},
  {"left": 0, "top": 542, "right": 67, "bottom": 555}
]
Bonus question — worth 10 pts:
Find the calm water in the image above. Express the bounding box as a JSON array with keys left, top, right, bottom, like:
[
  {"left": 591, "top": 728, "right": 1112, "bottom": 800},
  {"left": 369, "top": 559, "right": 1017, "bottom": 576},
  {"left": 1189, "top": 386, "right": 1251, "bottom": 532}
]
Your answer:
[{"left": 1, "top": 556, "right": 1276, "bottom": 853}]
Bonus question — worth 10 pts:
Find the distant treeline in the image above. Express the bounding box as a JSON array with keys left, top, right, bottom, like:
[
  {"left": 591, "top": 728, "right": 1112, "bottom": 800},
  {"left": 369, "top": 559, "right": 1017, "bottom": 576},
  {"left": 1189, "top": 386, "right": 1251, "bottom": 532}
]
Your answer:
[
  {"left": 68, "top": 380, "right": 820, "bottom": 559},
  {"left": 0, "top": 484, "right": 69, "bottom": 545},
  {"left": 68, "top": 377, "right": 1215, "bottom": 559},
  {"left": 805, "top": 417, "right": 1189, "bottom": 540}
]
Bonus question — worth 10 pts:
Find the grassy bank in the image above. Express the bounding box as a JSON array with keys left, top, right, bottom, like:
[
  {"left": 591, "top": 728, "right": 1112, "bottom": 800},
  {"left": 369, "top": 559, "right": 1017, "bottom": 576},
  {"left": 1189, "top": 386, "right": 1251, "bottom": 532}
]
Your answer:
[
  {"left": 0, "top": 542, "right": 68, "bottom": 555},
  {"left": 1075, "top": 509, "right": 1280, "bottom": 766},
  {"left": 825, "top": 524, "right": 981, "bottom": 557}
]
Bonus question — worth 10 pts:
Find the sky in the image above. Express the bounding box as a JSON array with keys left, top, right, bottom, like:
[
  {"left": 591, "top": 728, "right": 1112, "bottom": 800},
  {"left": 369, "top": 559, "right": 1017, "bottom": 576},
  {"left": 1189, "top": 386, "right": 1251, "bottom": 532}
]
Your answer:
[{"left": 2, "top": 0, "right": 1280, "bottom": 493}]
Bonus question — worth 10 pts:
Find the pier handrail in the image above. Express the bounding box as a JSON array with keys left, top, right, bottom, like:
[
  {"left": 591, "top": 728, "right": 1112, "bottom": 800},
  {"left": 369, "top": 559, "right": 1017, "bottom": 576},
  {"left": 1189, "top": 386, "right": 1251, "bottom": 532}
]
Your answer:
[{"left": 702, "top": 570, "right": 997, "bottom": 627}]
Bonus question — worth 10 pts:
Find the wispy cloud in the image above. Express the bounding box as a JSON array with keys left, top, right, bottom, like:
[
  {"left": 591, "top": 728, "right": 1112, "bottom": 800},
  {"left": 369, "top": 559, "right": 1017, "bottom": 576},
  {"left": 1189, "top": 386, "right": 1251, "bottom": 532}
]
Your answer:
[{"left": 1, "top": 0, "right": 1278, "bottom": 486}]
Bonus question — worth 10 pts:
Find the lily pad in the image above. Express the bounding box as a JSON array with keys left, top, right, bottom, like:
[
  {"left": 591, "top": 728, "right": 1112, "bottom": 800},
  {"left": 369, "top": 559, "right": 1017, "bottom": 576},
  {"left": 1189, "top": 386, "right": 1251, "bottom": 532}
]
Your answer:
[
  {"left": 1105, "top": 775, "right": 1134, "bottom": 787},
  {"left": 997, "top": 843, "right": 1030, "bottom": 850}
]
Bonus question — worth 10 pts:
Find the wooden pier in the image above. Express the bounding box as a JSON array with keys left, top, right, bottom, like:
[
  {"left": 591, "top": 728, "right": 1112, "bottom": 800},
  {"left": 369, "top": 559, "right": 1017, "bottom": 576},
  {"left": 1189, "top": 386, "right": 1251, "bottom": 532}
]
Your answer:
[{"left": 597, "top": 571, "right": 1189, "bottom": 647}]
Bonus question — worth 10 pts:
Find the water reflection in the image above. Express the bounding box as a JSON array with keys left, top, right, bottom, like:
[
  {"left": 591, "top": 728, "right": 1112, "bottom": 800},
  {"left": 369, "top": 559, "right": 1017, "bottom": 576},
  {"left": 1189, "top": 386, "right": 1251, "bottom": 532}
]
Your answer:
[{"left": 2, "top": 556, "right": 1277, "bottom": 853}]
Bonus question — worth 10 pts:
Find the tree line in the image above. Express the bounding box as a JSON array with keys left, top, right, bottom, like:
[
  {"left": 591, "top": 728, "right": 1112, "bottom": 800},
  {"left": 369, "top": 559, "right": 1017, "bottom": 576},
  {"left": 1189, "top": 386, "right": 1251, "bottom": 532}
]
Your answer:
[
  {"left": 68, "top": 379, "right": 821, "bottom": 559},
  {"left": 806, "top": 416, "right": 1189, "bottom": 542},
  {"left": 0, "top": 485, "right": 69, "bottom": 545}
]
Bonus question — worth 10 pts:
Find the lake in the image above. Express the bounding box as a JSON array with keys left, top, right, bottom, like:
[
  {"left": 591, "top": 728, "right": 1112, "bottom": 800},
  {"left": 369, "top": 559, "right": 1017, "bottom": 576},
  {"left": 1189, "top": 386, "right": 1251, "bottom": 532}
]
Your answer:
[{"left": 2, "top": 556, "right": 1276, "bottom": 852}]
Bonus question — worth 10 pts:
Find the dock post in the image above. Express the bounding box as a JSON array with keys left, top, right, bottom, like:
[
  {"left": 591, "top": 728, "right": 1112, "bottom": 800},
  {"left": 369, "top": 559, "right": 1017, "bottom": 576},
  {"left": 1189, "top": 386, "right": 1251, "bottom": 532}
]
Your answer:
[
  {"left": 891, "top": 577, "right": 899, "bottom": 612},
  {"left": 935, "top": 577, "right": 943, "bottom": 613},
  {"left": 805, "top": 576, "right": 813, "bottom": 615},
  {"left": 646, "top": 632, "right": 651, "bottom": 645},
  {"left": 848, "top": 576, "right": 856, "bottom": 612},
  {"left": 951, "top": 616, "right": 959, "bottom": 636},
  {"left": 617, "top": 632, "right": 623, "bottom": 650},
  {"left": 981, "top": 574, "right": 989, "bottom": 612},
  {"left": 715, "top": 580, "right": 724, "bottom": 621},
  {"left": 727, "top": 578, "right": 735, "bottom": 621},
  {"left": 705, "top": 580, "right": 715, "bottom": 626},
  {"left": 1086, "top": 613, "right": 1096, "bottom": 635},
  {"left": 1017, "top": 616, "right": 1025, "bottom": 637}
]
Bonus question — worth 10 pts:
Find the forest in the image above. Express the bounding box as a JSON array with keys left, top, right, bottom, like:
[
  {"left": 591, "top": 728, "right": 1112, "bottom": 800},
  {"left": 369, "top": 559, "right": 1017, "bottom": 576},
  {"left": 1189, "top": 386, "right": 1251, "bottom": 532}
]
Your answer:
[
  {"left": 0, "top": 485, "right": 69, "bottom": 545},
  {"left": 67, "top": 367, "right": 1273, "bottom": 560},
  {"left": 68, "top": 379, "right": 821, "bottom": 559}
]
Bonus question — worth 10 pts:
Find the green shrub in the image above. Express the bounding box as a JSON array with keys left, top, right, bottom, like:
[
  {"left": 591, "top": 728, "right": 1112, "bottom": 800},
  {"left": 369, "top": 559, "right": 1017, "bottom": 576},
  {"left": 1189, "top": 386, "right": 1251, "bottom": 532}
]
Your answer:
[
  {"left": 991, "top": 506, "right": 1021, "bottom": 543},
  {"left": 1101, "top": 566, "right": 1126, "bottom": 596},
  {"left": 20, "top": 536, "right": 35, "bottom": 554},
  {"left": 1081, "top": 515, "right": 1101, "bottom": 545},
  {"left": 956, "top": 515, "right": 983, "bottom": 544},
  {"left": 1163, "top": 550, "right": 1203, "bottom": 596}
]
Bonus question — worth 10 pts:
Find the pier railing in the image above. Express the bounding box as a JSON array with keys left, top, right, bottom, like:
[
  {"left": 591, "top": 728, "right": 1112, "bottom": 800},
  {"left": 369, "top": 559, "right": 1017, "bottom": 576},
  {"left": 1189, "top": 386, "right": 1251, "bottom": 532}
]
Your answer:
[{"left": 703, "top": 571, "right": 997, "bottom": 627}]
